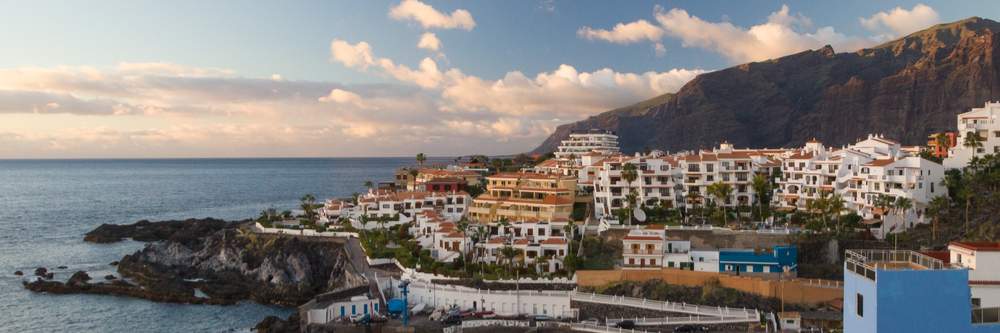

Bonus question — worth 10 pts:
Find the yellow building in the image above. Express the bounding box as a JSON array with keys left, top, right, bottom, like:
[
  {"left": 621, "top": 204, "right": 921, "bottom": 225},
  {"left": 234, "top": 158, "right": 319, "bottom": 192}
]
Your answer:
[{"left": 469, "top": 172, "right": 577, "bottom": 223}]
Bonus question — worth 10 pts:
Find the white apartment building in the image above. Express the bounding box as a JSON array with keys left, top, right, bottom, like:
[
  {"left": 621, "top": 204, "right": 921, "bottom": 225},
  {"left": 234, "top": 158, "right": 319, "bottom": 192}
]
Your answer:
[
  {"left": 621, "top": 226, "right": 694, "bottom": 269},
  {"left": 945, "top": 102, "right": 1000, "bottom": 169},
  {"left": 592, "top": 152, "right": 682, "bottom": 223},
  {"left": 554, "top": 130, "right": 620, "bottom": 159},
  {"left": 948, "top": 241, "right": 1000, "bottom": 308},
  {"left": 473, "top": 219, "right": 571, "bottom": 273},
  {"left": 677, "top": 142, "right": 785, "bottom": 210},
  {"left": 774, "top": 135, "right": 946, "bottom": 237},
  {"left": 347, "top": 189, "right": 470, "bottom": 231}
]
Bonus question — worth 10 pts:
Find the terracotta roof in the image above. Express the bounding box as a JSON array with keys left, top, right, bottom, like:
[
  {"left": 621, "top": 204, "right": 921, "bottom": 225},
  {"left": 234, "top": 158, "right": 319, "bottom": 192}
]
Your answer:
[
  {"left": 787, "top": 152, "right": 814, "bottom": 159},
  {"left": 919, "top": 250, "right": 951, "bottom": 263},
  {"left": 444, "top": 231, "right": 465, "bottom": 238},
  {"left": 541, "top": 238, "right": 568, "bottom": 245},
  {"left": 514, "top": 239, "right": 530, "bottom": 245},
  {"left": 864, "top": 159, "right": 895, "bottom": 167},
  {"left": 950, "top": 241, "right": 1000, "bottom": 252},
  {"left": 487, "top": 237, "right": 508, "bottom": 244},
  {"left": 489, "top": 172, "right": 571, "bottom": 180},
  {"left": 623, "top": 235, "right": 663, "bottom": 241}
]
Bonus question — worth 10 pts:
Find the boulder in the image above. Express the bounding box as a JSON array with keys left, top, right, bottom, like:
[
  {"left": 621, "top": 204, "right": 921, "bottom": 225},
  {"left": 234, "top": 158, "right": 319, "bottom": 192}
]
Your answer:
[
  {"left": 34, "top": 267, "right": 48, "bottom": 277},
  {"left": 57, "top": 266, "right": 68, "bottom": 269},
  {"left": 109, "top": 261, "right": 119, "bottom": 266},
  {"left": 68, "top": 271, "right": 91, "bottom": 285},
  {"left": 44, "top": 272, "right": 54, "bottom": 280},
  {"left": 104, "top": 275, "right": 117, "bottom": 280},
  {"left": 14, "top": 271, "right": 23, "bottom": 276}
]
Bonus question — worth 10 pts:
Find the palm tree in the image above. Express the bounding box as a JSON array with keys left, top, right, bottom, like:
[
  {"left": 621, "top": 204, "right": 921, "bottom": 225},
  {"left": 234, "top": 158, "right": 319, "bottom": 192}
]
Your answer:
[
  {"left": 927, "top": 196, "right": 950, "bottom": 241},
  {"left": 686, "top": 190, "right": 703, "bottom": 224},
  {"left": 751, "top": 174, "right": 771, "bottom": 223},
  {"left": 964, "top": 131, "right": 984, "bottom": 159},
  {"left": 497, "top": 217, "right": 511, "bottom": 237},
  {"left": 500, "top": 246, "right": 518, "bottom": 271},
  {"left": 456, "top": 219, "right": 472, "bottom": 273},
  {"left": 621, "top": 163, "right": 639, "bottom": 225},
  {"left": 958, "top": 186, "right": 973, "bottom": 235},
  {"left": 535, "top": 255, "right": 551, "bottom": 275},
  {"left": 300, "top": 194, "right": 317, "bottom": 224},
  {"left": 827, "top": 194, "right": 846, "bottom": 233},
  {"left": 706, "top": 182, "right": 733, "bottom": 226},
  {"left": 364, "top": 180, "right": 374, "bottom": 190},
  {"left": 935, "top": 133, "right": 951, "bottom": 154},
  {"left": 416, "top": 153, "right": 427, "bottom": 167}
]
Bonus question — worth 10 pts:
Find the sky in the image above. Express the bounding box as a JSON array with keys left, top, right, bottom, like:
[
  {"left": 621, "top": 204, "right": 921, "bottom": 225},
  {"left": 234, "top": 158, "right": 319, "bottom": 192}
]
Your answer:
[{"left": 0, "top": 0, "right": 995, "bottom": 158}]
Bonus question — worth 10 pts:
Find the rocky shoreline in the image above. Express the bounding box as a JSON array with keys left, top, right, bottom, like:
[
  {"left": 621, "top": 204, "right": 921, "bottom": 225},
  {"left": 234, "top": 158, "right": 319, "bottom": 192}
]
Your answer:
[{"left": 24, "top": 218, "right": 366, "bottom": 331}]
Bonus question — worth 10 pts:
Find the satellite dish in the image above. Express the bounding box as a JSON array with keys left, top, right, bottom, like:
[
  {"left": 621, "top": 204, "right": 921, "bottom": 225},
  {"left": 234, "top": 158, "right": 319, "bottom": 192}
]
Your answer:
[{"left": 633, "top": 207, "right": 647, "bottom": 222}]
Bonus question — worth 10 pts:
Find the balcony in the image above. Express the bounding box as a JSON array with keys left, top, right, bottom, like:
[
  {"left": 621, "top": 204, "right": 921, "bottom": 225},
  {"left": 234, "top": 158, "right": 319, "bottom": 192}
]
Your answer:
[{"left": 623, "top": 249, "right": 660, "bottom": 255}]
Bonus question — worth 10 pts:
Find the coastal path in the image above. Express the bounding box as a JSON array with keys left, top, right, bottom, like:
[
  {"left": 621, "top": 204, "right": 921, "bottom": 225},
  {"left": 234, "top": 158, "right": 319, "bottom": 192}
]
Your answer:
[{"left": 569, "top": 292, "right": 759, "bottom": 319}]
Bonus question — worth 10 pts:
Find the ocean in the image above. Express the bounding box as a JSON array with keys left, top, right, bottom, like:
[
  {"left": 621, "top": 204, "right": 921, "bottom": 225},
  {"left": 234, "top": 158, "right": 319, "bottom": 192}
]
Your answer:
[{"left": 0, "top": 157, "right": 439, "bottom": 332}]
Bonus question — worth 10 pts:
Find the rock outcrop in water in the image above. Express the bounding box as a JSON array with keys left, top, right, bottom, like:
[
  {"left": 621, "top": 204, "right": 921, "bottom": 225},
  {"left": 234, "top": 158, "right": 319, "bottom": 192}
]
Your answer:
[
  {"left": 84, "top": 218, "right": 239, "bottom": 245},
  {"left": 28, "top": 220, "right": 368, "bottom": 307}
]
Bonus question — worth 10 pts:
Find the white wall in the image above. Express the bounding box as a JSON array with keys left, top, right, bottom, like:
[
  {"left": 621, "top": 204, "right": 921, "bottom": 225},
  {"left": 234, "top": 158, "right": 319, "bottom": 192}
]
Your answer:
[
  {"left": 691, "top": 250, "right": 719, "bottom": 272},
  {"left": 394, "top": 280, "right": 574, "bottom": 318}
]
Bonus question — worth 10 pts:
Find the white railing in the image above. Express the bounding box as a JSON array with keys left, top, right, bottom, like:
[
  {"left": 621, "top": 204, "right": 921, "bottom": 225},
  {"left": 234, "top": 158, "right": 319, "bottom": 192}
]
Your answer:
[
  {"left": 604, "top": 311, "right": 759, "bottom": 326},
  {"left": 569, "top": 292, "right": 758, "bottom": 318},
  {"left": 253, "top": 223, "right": 360, "bottom": 238}
]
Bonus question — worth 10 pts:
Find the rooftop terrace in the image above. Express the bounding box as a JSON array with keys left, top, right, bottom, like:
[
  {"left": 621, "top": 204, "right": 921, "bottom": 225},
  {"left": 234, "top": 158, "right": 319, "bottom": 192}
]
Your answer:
[{"left": 845, "top": 249, "right": 958, "bottom": 281}]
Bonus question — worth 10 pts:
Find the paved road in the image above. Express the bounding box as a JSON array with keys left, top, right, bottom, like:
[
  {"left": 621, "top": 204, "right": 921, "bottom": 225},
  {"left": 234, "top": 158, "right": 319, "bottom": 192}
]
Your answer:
[{"left": 346, "top": 237, "right": 387, "bottom": 313}]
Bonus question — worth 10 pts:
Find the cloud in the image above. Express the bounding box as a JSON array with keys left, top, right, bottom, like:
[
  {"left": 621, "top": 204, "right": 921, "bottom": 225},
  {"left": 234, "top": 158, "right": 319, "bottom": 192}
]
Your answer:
[
  {"left": 389, "top": 0, "right": 475, "bottom": 31},
  {"left": 318, "top": 88, "right": 366, "bottom": 107},
  {"left": 653, "top": 43, "right": 666, "bottom": 57},
  {"left": 654, "top": 5, "right": 876, "bottom": 63},
  {"left": 330, "top": 39, "right": 444, "bottom": 89},
  {"left": 578, "top": 19, "right": 664, "bottom": 44},
  {"left": 860, "top": 4, "right": 940, "bottom": 37},
  {"left": 417, "top": 32, "right": 442, "bottom": 51}
]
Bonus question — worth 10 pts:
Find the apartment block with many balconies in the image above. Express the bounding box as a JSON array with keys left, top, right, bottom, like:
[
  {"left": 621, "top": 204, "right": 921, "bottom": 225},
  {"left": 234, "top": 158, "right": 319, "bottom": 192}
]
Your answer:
[
  {"left": 468, "top": 172, "right": 577, "bottom": 223},
  {"left": 945, "top": 102, "right": 1000, "bottom": 169},
  {"left": 554, "top": 129, "right": 620, "bottom": 159}
]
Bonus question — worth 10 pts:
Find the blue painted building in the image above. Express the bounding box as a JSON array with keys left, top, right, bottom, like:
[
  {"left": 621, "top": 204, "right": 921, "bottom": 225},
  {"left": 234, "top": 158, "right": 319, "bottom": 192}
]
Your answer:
[
  {"left": 718, "top": 245, "right": 797, "bottom": 274},
  {"left": 843, "top": 249, "right": 1000, "bottom": 332}
]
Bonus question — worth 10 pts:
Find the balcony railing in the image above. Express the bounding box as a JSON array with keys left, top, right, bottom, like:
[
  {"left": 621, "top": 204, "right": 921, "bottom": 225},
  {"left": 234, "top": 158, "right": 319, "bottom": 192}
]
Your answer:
[
  {"left": 973, "top": 307, "right": 1000, "bottom": 325},
  {"left": 845, "top": 249, "right": 954, "bottom": 281}
]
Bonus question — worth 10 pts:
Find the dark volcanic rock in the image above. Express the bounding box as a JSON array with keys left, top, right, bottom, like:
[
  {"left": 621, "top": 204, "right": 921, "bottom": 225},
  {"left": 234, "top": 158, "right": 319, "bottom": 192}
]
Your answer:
[
  {"left": 14, "top": 271, "right": 23, "bottom": 276},
  {"left": 109, "top": 261, "right": 119, "bottom": 266},
  {"left": 44, "top": 273, "right": 54, "bottom": 280},
  {"left": 67, "top": 271, "right": 91, "bottom": 286},
  {"left": 534, "top": 17, "right": 1000, "bottom": 154},
  {"left": 34, "top": 267, "right": 47, "bottom": 277},
  {"left": 23, "top": 277, "right": 233, "bottom": 305},
  {"left": 115, "top": 228, "right": 367, "bottom": 306},
  {"left": 104, "top": 274, "right": 117, "bottom": 280},
  {"left": 255, "top": 313, "right": 300, "bottom": 333},
  {"left": 84, "top": 218, "right": 240, "bottom": 245},
  {"left": 57, "top": 266, "right": 68, "bottom": 269}
]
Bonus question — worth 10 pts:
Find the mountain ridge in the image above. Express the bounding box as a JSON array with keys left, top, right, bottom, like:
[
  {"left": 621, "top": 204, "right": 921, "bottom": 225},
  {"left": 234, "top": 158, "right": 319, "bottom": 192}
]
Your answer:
[{"left": 532, "top": 17, "right": 1000, "bottom": 154}]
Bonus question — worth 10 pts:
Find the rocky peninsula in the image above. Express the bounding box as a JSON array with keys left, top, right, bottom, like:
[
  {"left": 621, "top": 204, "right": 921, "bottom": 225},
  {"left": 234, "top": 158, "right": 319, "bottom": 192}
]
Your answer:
[{"left": 25, "top": 218, "right": 367, "bottom": 308}]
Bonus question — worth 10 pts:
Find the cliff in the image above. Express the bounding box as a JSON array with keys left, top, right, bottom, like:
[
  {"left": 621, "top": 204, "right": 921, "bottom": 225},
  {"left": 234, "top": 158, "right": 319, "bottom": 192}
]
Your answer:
[{"left": 533, "top": 17, "right": 1000, "bottom": 153}]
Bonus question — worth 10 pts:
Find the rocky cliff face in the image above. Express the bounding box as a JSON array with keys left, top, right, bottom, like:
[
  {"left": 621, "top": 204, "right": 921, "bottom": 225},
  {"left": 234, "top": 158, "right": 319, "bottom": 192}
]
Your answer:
[
  {"left": 118, "top": 228, "right": 367, "bottom": 306},
  {"left": 534, "top": 17, "right": 1000, "bottom": 154}
]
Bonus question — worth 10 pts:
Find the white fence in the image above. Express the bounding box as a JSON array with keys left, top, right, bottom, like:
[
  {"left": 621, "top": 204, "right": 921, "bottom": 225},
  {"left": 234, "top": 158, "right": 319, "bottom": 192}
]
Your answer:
[
  {"left": 569, "top": 292, "right": 758, "bottom": 318},
  {"left": 599, "top": 221, "right": 795, "bottom": 235},
  {"left": 604, "top": 312, "right": 759, "bottom": 326},
  {"left": 253, "top": 222, "right": 359, "bottom": 238}
]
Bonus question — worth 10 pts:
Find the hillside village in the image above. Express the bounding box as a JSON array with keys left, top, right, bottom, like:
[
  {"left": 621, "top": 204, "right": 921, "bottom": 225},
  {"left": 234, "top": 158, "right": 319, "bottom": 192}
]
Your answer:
[{"left": 246, "top": 103, "right": 1000, "bottom": 331}]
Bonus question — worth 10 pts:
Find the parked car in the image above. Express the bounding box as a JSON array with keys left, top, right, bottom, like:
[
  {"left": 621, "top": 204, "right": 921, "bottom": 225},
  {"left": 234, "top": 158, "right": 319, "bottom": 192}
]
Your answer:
[
  {"left": 673, "top": 324, "right": 710, "bottom": 332},
  {"left": 615, "top": 320, "right": 636, "bottom": 329},
  {"left": 442, "top": 314, "right": 462, "bottom": 326}
]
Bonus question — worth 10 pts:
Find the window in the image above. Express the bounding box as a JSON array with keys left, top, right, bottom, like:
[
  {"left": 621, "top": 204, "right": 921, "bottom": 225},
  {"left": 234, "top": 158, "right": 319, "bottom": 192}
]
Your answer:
[
  {"left": 974, "top": 298, "right": 982, "bottom": 308},
  {"left": 856, "top": 293, "right": 864, "bottom": 317}
]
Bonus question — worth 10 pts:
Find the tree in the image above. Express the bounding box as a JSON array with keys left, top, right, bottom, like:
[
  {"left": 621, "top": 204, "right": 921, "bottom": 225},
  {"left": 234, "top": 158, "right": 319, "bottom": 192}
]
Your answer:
[
  {"left": 927, "top": 196, "right": 950, "bottom": 241},
  {"left": 535, "top": 255, "right": 551, "bottom": 275},
  {"left": 300, "top": 194, "right": 317, "bottom": 224},
  {"left": 751, "top": 174, "right": 771, "bottom": 223},
  {"left": 621, "top": 163, "right": 639, "bottom": 225},
  {"left": 826, "top": 193, "right": 846, "bottom": 233},
  {"left": 416, "top": 153, "right": 427, "bottom": 167},
  {"left": 364, "top": 180, "right": 374, "bottom": 190},
  {"left": 706, "top": 182, "right": 733, "bottom": 226},
  {"left": 500, "top": 246, "right": 518, "bottom": 271},
  {"left": 965, "top": 131, "right": 985, "bottom": 159}
]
